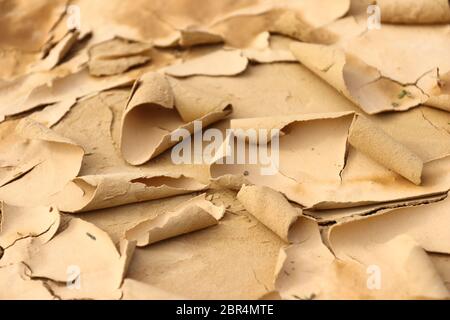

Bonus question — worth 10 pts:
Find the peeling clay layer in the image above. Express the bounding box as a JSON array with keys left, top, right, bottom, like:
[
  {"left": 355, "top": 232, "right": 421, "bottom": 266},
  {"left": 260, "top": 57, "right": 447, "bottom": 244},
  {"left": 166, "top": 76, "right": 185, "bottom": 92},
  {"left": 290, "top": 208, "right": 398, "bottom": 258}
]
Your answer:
[{"left": 1, "top": 0, "right": 450, "bottom": 301}]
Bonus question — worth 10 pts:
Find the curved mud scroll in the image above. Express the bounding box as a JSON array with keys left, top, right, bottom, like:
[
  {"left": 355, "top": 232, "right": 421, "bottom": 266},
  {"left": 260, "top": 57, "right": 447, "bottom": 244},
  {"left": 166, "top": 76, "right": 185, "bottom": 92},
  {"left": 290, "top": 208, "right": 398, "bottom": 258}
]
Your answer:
[
  {"left": 348, "top": 115, "right": 424, "bottom": 185},
  {"left": 125, "top": 194, "right": 225, "bottom": 247},
  {"left": 237, "top": 185, "right": 300, "bottom": 242},
  {"left": 54, "top": 172, "right": 208, "bottom": 213},
  {"left": 377, "top": 0, "right": 450, "bottom": 24},
  {"left": 120, "top": 72, "right": 232, "bottom": 165}
]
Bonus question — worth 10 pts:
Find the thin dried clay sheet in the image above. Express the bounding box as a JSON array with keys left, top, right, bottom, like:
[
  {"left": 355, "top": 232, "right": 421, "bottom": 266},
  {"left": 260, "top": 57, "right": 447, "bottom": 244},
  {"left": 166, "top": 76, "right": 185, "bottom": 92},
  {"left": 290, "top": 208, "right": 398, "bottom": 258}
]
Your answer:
[
  {"left": 69, "top": 193, "right": 197, "bottom": 245},
  {"left": 66, "top": 0, "right": 258, "bottom": 46},
  {"left": 50, "top": 91, "right": 136, "bottom": 176},
  {"left": 154, "top": 28, "right": 224, "bottom": 48},
  {"left": 0, "top": 37, "right": 177, "bottom": 124},
  {"left": 377, "top": 0, "right": 450, "bottom": 24},
  {"left": 237, "top": 185, "right": 300, "bottom": 242},
  {"left": 305, "top": 193, "right": 447, "bottom": 223},
  {"left": 208, "top": 0, "right": 351, "bottom": 47},
  {"left": 0, "top": 45, "right": 88, "bottom": 100},
  {"left": 29, "top": 31, "right": 80, "bottom": 73},
  {"left": 290, "top": 42, "right": 429, "bottom": 114},
  {"left": 348, "top": 115, "right": 423, "bottom": 185},
  {"left": 0, "top": 203, "right": 60, "bottom": 249},
  {"left": 243, "top": 35, "right": 297, "bottom": 64},
  {"left": 212, "top": 112, "right": 354, "bottom": 181},
  {"left": 343, "top": 25, "right": 450, "bottom": 111},
  {"left": 89, "top": 37, "right": 152, "bottom": 60},
  {"left": 27, "top": 98, "right": 77, "bottom": 128},
  {"left": 120, "top": 72, "right": 232, "bottom": 165},
  {"left": 0, "top": 204, "right": 62, "bottom": 300},
  {"left": 24, "top": 218, "right": 134, "bottom": 300},
  {"left": 125, "top": 194, "right": 225, "bottom": 247},
  {"left": 367, "top": 106, "right": 450, "bottom": 163},
  {"left": 88, "top": 37, "right": 152, "bottom": 77},
  {"left": 54, "top": 172, "right": 207, "bottom": 213},
  {"left": 266, "top": 0, "right": 351, "bottom": 42},
  {"left": 171, "top": 62, "right": 361, "bottom": 120},
  {"left": 165, "top": 49, "right": 249, "bottom": 77},
  {"left": 0, "top": 119, "right": 84, "bottom": 207},
  {"left": 298, "top": 15, "right": 367, "bottom": 46},
  {"left": 0, "top": 205, "right": 62, "bottom": 269},
  {"left": 275, "top": 217, "right": 449, "bottom": 299},
  {"left": 0, "top": 68, "right": 135, "bottom": 122},
  {"left": 327, "top": 194, "right": 450, "bottom": 256}
]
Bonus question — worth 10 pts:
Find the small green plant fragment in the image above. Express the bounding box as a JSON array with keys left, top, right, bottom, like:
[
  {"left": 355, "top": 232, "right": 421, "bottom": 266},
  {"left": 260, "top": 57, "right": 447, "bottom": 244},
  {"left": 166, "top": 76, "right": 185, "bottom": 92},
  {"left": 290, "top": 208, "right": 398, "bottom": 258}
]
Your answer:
[{"left": 397, "top": 90, "right": 412, "bottom": 99}]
